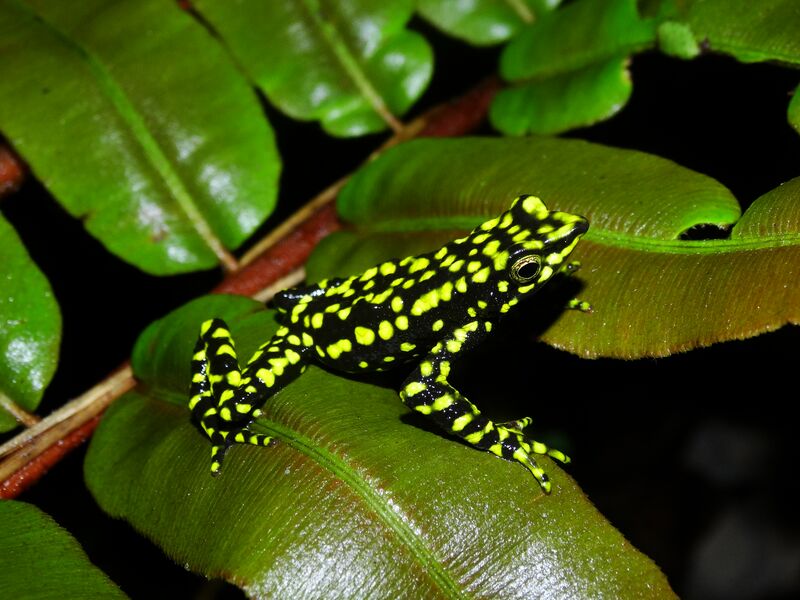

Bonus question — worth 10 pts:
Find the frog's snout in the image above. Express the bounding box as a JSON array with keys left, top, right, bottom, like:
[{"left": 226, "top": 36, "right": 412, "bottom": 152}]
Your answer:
[{"left": 570, "top": 216, "right": 589, "bottom": 237}]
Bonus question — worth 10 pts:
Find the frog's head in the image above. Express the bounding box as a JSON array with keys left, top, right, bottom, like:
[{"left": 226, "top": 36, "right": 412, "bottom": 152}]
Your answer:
[{"left": 476, "top": 195, "right": 588, "bottom": 302}]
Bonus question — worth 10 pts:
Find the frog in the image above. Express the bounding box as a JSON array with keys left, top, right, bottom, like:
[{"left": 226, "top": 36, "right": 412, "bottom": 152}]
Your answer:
[{"left": 189, "top": 195, "right": 589, "bottom": 493}]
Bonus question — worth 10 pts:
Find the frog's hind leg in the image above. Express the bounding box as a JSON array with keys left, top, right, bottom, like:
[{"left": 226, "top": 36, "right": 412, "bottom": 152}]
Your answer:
[
  {"left": 190, "top": 318, "right": 306, "bottom": 474},
  {"left": 399, "top": 320, "right": 568, "bottom": 493}
]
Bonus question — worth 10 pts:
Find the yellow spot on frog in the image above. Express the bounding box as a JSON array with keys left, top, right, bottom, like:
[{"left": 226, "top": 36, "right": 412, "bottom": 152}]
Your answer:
[
  {"left": 391, "top": 296, "right": 404, "bottom": 313},
  {"left": 355, "top": 326, "right": 375, "bottom": 345},
  {"left": 216, "top": 344, "right": 236, "bottom": 357},
  {"left": 360, "top": 266, "right": 378, "bottom": 280},
  {"left": 256, "top": 368, "right": 275, "bottom": 387},
  {"left": 452, "top": 413, "right": 473, "bottom": 431},
  {"left": 409, "top": 257, "right": 430, "bottom": 273},
  {"left": 448, "top": 259, "right": 464, "bottom": 272},
  {"left": 378, "top": 321, "right": 394, "bottom": 340},
  {"left": 432, "top": 394, "right": 454, "bottom": 410},
  {"left": 521, "top": 195, "right": 545, "bottom": 214},
  {"left": 405, "top": 381, "right": 426, "bottom": 396},
  {"left": 472, "top": 267, "right": 491, "bottom": 283}
]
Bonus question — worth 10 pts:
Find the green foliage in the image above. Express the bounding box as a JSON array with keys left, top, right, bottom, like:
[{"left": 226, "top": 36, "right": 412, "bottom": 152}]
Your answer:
[
  {"left": 193, "top": 0, "right": 432, "bottom": 136},
  {"left": 0, "top": 0, "right": 280, "bottom": 275},
  {"left": 492, "top": 0, "right": 657, "bottom": 134},
  {"left": 86, "top": 295, "right": 675, "bottom": 599},
  {"left": 0, "top": 217, "right": 60, "bottom": 431},
  {"left": 417, "top": 0, "right": 559, "bottom": 46},
  {"left": 0, "top": 501, "right": 127, "bottom": 598},
  {"left": 685, "top": 0, "right": 800, "bottom": 64}
]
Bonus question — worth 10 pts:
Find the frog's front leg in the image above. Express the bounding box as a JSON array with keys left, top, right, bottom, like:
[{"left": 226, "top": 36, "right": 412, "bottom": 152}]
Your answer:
[
  {"left": 399, "top": 321, "right": 568, "bottom": 493},
  {"left": 559, "top": 261, "right": 592, "bottom": 313},
  {"left": 189, "top": 318, "right": 307, "bottom": 474}
]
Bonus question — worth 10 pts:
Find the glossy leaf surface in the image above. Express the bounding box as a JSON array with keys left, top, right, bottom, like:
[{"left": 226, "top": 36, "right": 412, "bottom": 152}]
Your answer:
[
  {"left": 0, "top": 216, "right": 60, "bottom": 432},
  {"left": 686, "top": 0, "right": 800, "bottom": 64},
  {"left": 493, "top": 0, "right": 656, "bottom": 134},
  {"left": 0, "top": 500, "right": 127, "bottom": 598},
  {"left": 308, "top": 136, "right": 800, "bottom": 358},
  {"left": 193, "top": 0, "right": 432, "bottom": 137},
  {"left": 789, "top": 83, "right": 800, "bottom": 134},
  {"left": 416, "top": 0, "right": 559, "bottom": 46},
  {"left": 86, "top": 295, "right": 675, "bottom": 599},
  {"left": 0, "top": 0, "right": 279, "bottom": 274}
]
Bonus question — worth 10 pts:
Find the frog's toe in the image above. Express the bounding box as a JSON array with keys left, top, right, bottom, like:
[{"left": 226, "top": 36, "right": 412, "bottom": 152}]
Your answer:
[
  {"left": 495, "top": 416, "right": 532, "bottom": 434},
  {"left": 510, "top": 444, "right": 552, "bottom": 494},
  {"left": 567, "top": 298, "right": 593, "bottom": 313},
  {"left": 210, "top": 443, "right": 228, "bottom": 476}
]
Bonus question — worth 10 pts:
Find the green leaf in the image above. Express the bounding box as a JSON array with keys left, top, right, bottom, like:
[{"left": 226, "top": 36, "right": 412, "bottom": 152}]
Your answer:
[
  {"left": 686, "top": 0, "right": 800, "bottom": 65},
  {"left": 491, "top": 56, "right": 633, "bottom": 135},
  {"left": 308, "top": 136, "right": 800, "bottom": 358},
  {"left": 493, "top": 0, "right": 657, "bottom": 134},
  {"left": 416, "top": 0, "right": 560, "bottom": 46},
  {"left": 193, "top": 0, "right": 433, "bottom": 137},
  {"left": 0, "top": 500, "right": 127, "bottom": 598},
  {"left": 336, "top": 137, "right": 739, "bottom": 238},
  {"left": 0, "top": 0, "right": 280, "bottom": 275},
  {"left": 0, "top": 216, "right": 60, "bottom": 432},
  {"left": 657, "top": 21, "right": 701, "bottom": 59},
  {"left": 789, "top": 84, "right": 800, "bottom": 134},
  {"left": 86, "top": 296, "right": 675, "bottom": 598}
]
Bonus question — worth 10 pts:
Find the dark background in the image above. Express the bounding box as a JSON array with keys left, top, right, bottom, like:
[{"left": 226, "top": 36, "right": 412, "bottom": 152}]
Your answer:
[{"left": 3, "top": 20, "right": 800, "bottom": 600}]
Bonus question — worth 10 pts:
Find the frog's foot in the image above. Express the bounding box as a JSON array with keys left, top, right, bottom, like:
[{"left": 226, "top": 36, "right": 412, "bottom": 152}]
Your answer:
[
  {"left": 566, "top": 297, "right": 592, "bottom": 313},
  {"left": 496, "top": 418, "right": 570, "bottom": 464},
  {"left": 209, "top": 426, "right": 274, "bottom": 475},
  {"left": 490, "top": 420, "right": 570, "bottom": 493}
]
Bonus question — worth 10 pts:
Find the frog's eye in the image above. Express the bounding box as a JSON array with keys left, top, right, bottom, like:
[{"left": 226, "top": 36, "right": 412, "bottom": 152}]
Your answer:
[{"left": 510, "top": 255, "right": 542, "bottom": 283}]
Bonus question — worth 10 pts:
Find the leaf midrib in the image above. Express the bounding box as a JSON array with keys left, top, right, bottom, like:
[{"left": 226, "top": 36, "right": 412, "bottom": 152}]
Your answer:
[
  {"left": 13, "top": 0, "right": 229, "bottom": 265},
  {"left": 299, "top": 0, "right": 399, "bottom": 129},
  {"left": 350, "top": 217, "right": 800, "bottom": 254}
]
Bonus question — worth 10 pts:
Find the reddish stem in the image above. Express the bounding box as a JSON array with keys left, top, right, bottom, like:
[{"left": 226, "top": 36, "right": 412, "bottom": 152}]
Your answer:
[
  {"left": 0, "top": 144, "right": 25, "bottom": 198},
  {"left": 216, "top": 204, "right": 340, "bottom": 296},
  {"left": 0, "top": 416, "right": 101, "bottom": 499}
]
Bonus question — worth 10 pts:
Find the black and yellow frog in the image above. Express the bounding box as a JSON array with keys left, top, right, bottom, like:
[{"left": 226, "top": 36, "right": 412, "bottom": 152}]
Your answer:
[{"left": 189, "top": 195, "right": 589, "bottom": 492}]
